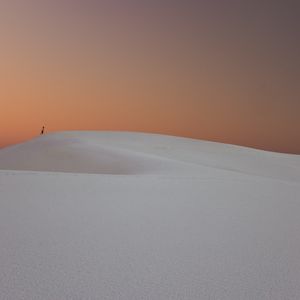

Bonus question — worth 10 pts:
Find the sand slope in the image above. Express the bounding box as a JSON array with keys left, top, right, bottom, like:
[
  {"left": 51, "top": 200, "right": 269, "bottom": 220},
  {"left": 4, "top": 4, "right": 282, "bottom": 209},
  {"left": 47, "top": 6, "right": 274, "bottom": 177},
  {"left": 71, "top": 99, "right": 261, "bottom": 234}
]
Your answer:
[
  {"left": 0, "top": 131, "right": 300, "bottom": 299},
  {"left": 0, "top": 131, "right": 299, "bottom": 180}
]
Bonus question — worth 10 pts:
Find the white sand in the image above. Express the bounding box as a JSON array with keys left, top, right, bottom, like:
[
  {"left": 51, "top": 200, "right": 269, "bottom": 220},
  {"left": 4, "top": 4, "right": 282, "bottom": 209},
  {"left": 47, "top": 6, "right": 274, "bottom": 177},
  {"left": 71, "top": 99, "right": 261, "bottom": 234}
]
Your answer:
[{"left": 0, "top": 131, "right": 299, "bottom": 299}]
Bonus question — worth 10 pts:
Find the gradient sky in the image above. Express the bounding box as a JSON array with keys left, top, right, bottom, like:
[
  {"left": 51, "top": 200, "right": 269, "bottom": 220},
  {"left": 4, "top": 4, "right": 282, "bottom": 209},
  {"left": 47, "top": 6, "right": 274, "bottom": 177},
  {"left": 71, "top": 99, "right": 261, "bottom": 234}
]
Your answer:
[{"left": 0, "top": 0, "right": 299, "bottom": 153}]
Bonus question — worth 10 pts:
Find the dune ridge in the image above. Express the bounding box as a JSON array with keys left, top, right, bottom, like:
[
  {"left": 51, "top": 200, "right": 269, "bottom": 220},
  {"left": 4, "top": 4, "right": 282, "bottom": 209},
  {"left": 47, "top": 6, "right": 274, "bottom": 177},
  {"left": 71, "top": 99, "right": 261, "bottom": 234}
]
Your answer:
[{"left": 0, "top": 131, "right": 299, "bottom": 181}]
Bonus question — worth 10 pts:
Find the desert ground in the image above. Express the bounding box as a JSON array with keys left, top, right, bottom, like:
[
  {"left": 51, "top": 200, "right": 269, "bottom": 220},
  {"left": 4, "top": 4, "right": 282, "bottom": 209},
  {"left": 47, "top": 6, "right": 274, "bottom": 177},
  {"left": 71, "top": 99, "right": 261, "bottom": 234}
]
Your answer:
[{"left": 0, "top": 131, "right": 299, "bottom": 299}]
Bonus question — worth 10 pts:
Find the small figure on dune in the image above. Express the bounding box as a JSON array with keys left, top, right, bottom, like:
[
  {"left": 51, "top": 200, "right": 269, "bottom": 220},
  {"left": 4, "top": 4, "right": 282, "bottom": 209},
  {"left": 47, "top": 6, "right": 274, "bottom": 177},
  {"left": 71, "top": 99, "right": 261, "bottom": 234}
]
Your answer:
[{"left": 40, "top": 126, "right": 45, "bottom": 135}]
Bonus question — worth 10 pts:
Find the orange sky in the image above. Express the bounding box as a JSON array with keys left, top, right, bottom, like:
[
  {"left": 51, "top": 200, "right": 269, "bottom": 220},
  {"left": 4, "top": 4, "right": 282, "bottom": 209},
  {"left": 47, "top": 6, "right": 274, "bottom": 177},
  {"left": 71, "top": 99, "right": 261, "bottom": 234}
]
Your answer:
[{"left": 1, "top": 1, "right": 299, "bottom": 153}]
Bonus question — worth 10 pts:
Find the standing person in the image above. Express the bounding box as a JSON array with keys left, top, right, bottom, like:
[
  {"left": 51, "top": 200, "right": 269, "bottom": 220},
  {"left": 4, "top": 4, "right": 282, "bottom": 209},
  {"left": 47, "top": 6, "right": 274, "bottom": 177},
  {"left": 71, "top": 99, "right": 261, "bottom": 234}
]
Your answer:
[{"left": 40, "top": 126, "right": 45, "bottom": 135}]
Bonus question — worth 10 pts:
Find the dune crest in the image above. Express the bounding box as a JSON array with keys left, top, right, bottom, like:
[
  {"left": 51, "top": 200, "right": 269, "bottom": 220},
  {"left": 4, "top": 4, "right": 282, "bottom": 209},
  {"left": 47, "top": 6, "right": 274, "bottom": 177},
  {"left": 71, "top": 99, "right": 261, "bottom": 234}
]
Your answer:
[{"left": 0, "top": 131, "right": 299, "bottom": 181}]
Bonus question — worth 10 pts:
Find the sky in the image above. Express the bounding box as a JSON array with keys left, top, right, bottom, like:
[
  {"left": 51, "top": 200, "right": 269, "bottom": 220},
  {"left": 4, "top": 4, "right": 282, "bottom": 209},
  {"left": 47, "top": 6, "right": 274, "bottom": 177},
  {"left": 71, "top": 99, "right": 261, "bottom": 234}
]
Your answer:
[{"left": 0, "top": 0, "right": 299, "bottom": 153}]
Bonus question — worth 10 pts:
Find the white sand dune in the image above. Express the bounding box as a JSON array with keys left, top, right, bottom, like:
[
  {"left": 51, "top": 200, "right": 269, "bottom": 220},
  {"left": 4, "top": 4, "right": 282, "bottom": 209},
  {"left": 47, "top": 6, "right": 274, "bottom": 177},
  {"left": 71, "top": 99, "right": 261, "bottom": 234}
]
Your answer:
[
  {"left": 0, "top": 131, "right": 300, "bottom": 299},
  {"left": 0, "top": 131, "right": 299, "bottom": 180}
]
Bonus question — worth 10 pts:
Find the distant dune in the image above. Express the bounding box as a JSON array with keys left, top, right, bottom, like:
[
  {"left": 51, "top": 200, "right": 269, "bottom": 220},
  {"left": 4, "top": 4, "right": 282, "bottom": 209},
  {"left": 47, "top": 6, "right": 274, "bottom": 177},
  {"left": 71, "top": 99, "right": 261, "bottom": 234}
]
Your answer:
[
  {"left": 0, "top": 131, "right": 300, "bottom": 299},
  {"left": 0, "top": 131, "right": 299, "bottom": 180}
]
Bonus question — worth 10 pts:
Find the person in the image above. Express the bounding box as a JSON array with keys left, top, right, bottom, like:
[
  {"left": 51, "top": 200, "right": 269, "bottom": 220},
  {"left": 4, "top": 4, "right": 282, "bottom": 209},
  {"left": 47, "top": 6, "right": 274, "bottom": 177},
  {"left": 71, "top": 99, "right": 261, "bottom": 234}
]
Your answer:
[{"left": 40, "top": 126, "right": 45, "bottom": 135}]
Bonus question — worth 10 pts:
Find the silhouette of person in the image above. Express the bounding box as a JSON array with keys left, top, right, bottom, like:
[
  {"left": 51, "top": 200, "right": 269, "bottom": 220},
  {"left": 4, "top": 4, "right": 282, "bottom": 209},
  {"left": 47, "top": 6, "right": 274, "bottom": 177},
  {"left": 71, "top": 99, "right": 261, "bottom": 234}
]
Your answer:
[{"left": 40, "top": 126, "right": 45, "bottom": 135}]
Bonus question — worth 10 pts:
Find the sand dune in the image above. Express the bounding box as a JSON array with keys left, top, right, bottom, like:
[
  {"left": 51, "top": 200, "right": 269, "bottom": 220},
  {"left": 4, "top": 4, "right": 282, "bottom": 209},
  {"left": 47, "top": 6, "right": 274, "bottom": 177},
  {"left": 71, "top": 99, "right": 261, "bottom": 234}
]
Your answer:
[
  {"left": 0, "top": 132, "right": 188, "bottom": 175},
  {"left": 0, "top": 131, "right": 299, "bottom": 299},
  {"left": 0, "top": 131, "right": 299, "bottom": 180}
]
